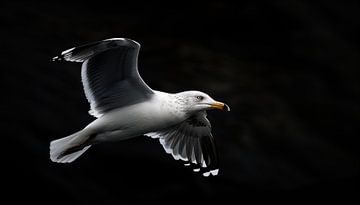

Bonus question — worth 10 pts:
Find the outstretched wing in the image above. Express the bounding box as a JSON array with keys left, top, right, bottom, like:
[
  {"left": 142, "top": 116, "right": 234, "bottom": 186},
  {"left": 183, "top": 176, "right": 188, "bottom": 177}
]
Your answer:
[
  {"left": 146, "top": 111, "right": 219, "bottom": 177},
  {"left": 53, "top": 38, "right": 154, "bottom": 117}
]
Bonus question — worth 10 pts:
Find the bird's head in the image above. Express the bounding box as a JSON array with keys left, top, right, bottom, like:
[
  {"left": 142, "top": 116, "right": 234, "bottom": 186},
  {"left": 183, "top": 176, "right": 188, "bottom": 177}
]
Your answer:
[{"left": 176, "top": 91, "right": 230, "bottom": 114}]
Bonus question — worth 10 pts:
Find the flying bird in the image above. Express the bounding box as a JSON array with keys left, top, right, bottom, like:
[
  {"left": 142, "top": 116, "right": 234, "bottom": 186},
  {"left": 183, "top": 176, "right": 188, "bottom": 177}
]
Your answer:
[{"left": 50, "top": 38, "right": 230, "bottom": 176}]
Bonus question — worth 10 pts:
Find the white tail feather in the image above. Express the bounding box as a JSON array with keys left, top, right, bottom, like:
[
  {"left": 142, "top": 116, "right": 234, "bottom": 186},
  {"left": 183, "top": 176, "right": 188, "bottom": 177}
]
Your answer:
[{"left": 50, "top": 130, "right": 92, "bottom": 163}]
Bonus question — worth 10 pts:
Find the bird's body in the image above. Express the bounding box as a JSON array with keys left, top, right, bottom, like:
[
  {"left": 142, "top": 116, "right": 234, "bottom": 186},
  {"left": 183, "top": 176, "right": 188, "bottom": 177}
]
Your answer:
[
  {"left": 50, "top": 38, "right": 229, "bottom": 176},
  {"left": 86, "top": 91, "right": 187, "bottom": 142}
]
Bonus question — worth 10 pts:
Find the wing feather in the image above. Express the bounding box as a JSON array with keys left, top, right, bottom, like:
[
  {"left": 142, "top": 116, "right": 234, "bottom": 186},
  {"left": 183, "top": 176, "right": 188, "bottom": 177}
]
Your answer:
[
  {"left": 145, "top": 111, "right": 219, "bottom": 176},
  {"left": 53, "top": 38, "right": 153, "bottom": 117}
]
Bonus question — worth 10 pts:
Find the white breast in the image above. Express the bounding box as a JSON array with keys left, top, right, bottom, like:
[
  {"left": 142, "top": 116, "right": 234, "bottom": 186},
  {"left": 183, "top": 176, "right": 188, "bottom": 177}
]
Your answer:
[{"left": 85, "top": 91, "right": 187, "bottom": 138}]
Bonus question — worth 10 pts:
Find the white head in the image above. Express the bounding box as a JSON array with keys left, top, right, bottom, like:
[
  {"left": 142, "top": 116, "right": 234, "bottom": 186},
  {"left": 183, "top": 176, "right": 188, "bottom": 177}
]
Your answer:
[{"left": 175, "top": 90, "right": 230, "bottom": 114}]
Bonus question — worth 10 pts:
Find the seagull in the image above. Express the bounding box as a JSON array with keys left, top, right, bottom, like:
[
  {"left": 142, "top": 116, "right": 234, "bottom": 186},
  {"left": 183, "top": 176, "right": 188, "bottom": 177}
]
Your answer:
[{"left": 50, "top": 38, "right": 230, "bottom": 177}]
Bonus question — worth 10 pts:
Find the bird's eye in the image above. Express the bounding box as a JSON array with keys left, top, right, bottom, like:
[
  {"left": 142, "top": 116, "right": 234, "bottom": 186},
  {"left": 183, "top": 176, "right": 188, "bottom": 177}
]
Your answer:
[{"left": 196, "top": 96, "right": 204, "bottom": 101}]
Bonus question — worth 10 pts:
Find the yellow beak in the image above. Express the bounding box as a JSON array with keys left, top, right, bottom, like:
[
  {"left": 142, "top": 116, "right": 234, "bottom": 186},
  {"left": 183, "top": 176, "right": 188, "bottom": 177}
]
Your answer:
[{"left": 211, "top": 101, "right": 230, "bottom": 111}]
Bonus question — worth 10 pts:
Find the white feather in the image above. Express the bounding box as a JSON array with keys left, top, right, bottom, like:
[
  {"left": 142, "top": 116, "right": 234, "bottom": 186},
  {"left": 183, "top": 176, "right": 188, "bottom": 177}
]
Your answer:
[{"left": 50, "top": 130, "right": 91, "bottom": 163}]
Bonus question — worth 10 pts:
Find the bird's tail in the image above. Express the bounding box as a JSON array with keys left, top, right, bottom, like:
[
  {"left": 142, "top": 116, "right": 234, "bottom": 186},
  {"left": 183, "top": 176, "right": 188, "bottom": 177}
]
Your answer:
[{"left": 50, "top": 130, "right": 93, "bottom": 163}]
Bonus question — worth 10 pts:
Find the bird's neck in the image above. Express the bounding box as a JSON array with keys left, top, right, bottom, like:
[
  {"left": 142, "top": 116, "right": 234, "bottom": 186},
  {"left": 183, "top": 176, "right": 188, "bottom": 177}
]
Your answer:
[{"left": 154, "top": 91, "right": 190, "bottom": 121}]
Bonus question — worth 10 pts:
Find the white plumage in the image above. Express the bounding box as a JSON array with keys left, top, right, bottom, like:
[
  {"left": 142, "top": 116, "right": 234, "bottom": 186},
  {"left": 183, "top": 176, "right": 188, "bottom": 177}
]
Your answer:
[{"left": 50, "top": 38, "right": 229, "bottom": 176}]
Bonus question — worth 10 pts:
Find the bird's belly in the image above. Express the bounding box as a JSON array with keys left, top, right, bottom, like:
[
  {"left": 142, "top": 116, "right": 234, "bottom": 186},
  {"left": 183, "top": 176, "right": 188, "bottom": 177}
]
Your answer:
[{"left": 87, "top": 101, "right": 183, "bottom": 141}]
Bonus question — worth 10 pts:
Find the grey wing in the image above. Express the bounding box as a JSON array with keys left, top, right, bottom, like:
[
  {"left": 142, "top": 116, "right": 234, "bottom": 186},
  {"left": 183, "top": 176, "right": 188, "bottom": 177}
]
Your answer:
[
  {"left": 53, "top": 38, "right": 154, "bottom": 117},
  {"left": 146, "top": 111, "right": 219, "bottom": 177}
]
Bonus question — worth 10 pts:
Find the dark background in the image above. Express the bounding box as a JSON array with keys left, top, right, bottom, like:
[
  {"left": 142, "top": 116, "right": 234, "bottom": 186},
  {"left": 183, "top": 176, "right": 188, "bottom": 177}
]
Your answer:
[{"left": 1, "top": 1, "right": 359, "bottom": 203}]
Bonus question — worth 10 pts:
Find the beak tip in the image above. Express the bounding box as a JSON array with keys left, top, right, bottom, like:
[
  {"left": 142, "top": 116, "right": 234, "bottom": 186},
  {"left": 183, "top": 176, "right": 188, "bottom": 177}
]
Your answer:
[
  {"left": 211, "top": 101, "right": 230, "bottom": 111},
  {"left": 224, "top": 103, "right": 230, "bottom": 111}
]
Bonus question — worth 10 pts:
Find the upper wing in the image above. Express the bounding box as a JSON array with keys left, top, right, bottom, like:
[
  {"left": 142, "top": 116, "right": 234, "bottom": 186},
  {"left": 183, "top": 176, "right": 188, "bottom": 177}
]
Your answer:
[
  {"left": 53, "top": 38, "right": 154, "bottom": 117},
  {"left": 146, "top": 111, "right": 219, "bottom": 177}
]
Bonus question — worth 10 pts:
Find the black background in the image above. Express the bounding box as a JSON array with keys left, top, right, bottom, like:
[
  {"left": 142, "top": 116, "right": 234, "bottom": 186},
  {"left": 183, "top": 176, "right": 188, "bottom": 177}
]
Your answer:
[{"left": 2, "top": 1, "right": 359, "bottom": 203}]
